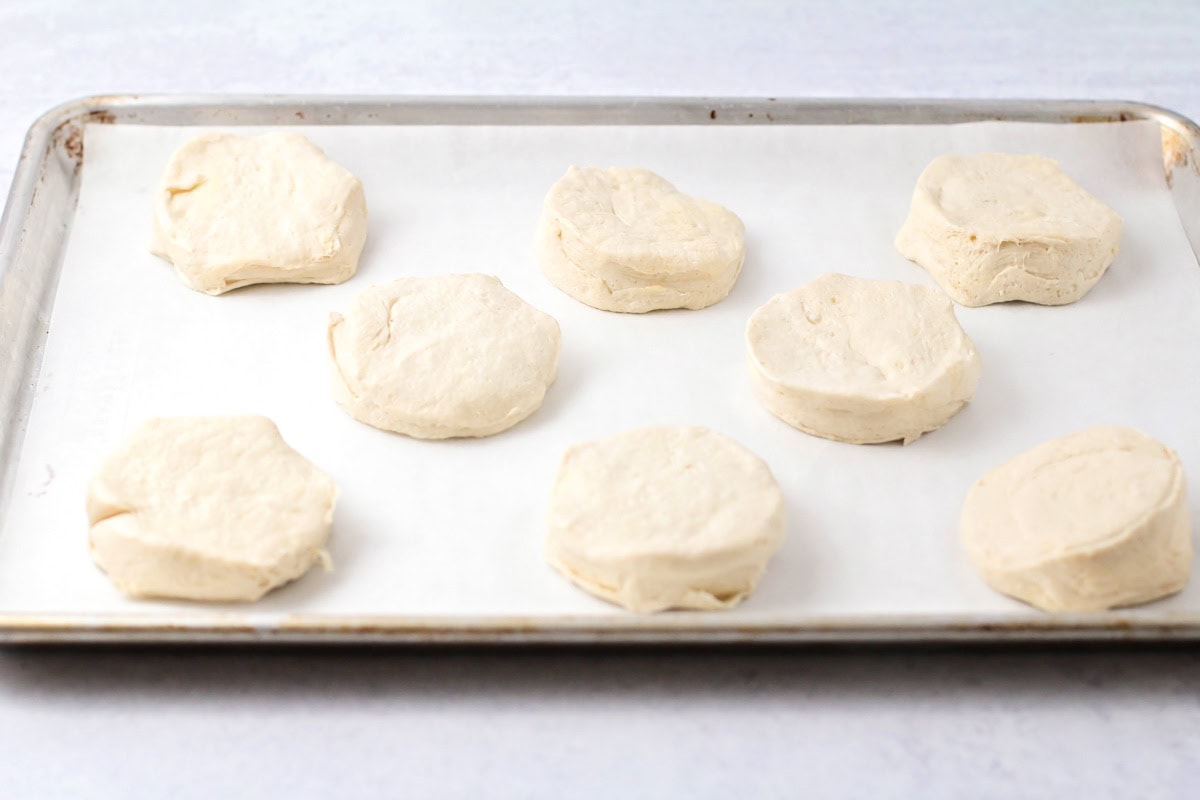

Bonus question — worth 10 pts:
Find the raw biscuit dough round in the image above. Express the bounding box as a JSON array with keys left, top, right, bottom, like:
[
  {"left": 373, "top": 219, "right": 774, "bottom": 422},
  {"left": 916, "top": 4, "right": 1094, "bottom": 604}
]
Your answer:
[
  {"left": 328, "top": 273, "right": 561, "bottom": 439},
  {"left": 87, "top": 416, "right": 338, "bottom": 602},
  {"left": 895, "top": 153, "right": 1122, "bottom": 306},
  {"left": 962, "top": 426, "right": 1192, "bottom": 612},
  {"left": 746, "top": 273, "right": 982, "bottom": 445},
  {"left": 536, "top": 166, "right": 745, "bottom": 313},
  {"left": 545, "top": 426, "right": 786, "bottom": 613},
  {"left": 151, "top": 132, "right": 368, "bottom": 295}
]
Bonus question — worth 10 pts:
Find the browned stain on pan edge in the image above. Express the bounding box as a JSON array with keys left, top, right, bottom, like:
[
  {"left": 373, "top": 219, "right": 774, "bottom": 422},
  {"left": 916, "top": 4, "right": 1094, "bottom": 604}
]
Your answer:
[
  {"left": 5, "top": 611, "right": 1200, "bottom": 644},
  {"left": 51, "top": 109, "right": 118, "bottom": 168},
  {"left": 1068, "top": 111, "right": 1136, "bottom": 124}
]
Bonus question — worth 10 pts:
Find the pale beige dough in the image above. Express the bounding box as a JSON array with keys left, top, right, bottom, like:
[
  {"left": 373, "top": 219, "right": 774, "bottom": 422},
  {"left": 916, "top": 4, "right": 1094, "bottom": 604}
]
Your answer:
[
  {"left": 328, "top": 274, "right": 561, "bottom": 439},
  {"left": 151, "top": 132, "right": 368, "bottom": 295},
  {"left": 87, "top": 416, "right": 338, "bottom": 602},
  {"left": 962, "top": 426, "right": 1192, "bottom": 612},
  {"left": 536, "top": 166, "right": 745, "bottom": 313},
  {"left": 895, "top": 153, "right": 1122, "bottom": 306},
  {"left": 545, "top": 426, "right": 786, "bottom": 613},
  {"left": 746, "top": 273, "right": 981, "bottom": 445}
]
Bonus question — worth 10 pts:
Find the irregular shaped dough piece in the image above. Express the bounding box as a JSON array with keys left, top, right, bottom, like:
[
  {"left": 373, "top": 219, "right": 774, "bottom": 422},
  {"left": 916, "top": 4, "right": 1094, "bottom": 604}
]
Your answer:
[
  {"left": 87, "top": 416, "right": 337, "bottom": 602},
  {"left": 895, "top": 153, "right": 1122, "bottom": 306},
  {"left": 962, "top": 426, "right": 1192, "bottom": 612},
  {"left": 152, "top": 132, "right": 368, "bottom": 295},
  {"left": 537, "top": 166, "right": 745, "bottom": 313},
  {"left": 328, "top": 274, "right": 561, "bottom": 439},
  {"left": 546, "top": 426, "right": 786, "bottom": 612},
  {"left": 746, "top": 273, "right": 981, "bottom": 444}
]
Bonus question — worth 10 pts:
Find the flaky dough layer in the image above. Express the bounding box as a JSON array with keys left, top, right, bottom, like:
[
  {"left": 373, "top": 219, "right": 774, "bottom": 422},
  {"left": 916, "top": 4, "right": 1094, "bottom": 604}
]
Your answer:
[{"left": 895, "top": 154, "right": 1122, "bottom": 306}]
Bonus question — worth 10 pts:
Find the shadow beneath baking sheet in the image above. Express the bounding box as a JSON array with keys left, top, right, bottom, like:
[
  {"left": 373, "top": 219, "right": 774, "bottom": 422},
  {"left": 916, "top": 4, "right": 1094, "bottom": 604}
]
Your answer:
[{"left": 3, "top": 642, "right": 1200, "bottom": 704}]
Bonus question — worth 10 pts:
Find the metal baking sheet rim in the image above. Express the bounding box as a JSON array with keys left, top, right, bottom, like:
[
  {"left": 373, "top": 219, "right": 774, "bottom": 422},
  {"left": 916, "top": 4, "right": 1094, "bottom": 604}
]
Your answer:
[{"left": 1, "top": 95, "right": 1198, "bottom": 646}]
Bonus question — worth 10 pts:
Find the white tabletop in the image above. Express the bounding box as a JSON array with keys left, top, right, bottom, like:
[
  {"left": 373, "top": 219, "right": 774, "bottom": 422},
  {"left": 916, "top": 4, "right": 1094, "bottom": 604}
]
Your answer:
[{"left": 2, "top": 2, "right": 1199, "bottom": 797}]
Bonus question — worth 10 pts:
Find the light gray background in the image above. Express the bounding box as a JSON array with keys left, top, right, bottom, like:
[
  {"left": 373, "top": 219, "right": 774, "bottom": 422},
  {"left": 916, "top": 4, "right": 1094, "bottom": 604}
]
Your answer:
[{"left": 1, "top": 1, "right": 1198, "bottom": 797}]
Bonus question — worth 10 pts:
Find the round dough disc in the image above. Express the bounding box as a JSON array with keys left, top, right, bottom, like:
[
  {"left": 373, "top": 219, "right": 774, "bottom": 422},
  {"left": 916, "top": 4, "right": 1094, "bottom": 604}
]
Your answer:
[
  {"left": 536, "top": 166, "right": 745, "bottom": 313},
  {"left": 328, "top": 274, "right": 561, "bottom": 439},
  {"left": 87, "top": 416, "right": 338, "bottom": 602},
  {"left": 746, "top": 273, "right": 982, "bottom": 444},
  {"left": 895, "top": 153, "right": 1122, "bottom": 306},
  {"left": 151, "top": 132, "right": 368, "bottom": 295},
  {"left": 545, "top": 426, "right": 786, "bottom": 613},
  {"left": 962, "top": 426, "right": 1192, "bottom": 612}
]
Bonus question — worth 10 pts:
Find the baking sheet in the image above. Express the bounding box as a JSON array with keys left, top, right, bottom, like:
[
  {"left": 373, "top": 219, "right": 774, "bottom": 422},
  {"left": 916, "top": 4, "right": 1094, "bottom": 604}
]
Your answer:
[{"left": 1, "top": 118, "right": 1198, "bottom": 630}]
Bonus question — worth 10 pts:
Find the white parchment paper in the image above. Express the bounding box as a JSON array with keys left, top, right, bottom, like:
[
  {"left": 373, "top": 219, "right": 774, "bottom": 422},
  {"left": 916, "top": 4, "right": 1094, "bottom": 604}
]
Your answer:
[{"left": 2, "top": 119, "right": 1198, "bottom": 624}]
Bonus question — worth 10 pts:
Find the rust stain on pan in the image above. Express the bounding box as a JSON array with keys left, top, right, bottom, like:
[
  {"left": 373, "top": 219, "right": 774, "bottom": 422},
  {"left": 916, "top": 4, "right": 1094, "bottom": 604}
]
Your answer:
[
  {"left": 273, "top": 612, "right": 1178, "bottom": 638},
  {"left": 3, "top": 610, "right": 1200, "bottom": 643},
  {"left": 0, "top": 616, "right": 263, "bottom": 644},
  {"left": 52, "top": 109, "right": 118, "bottom": 167},
  {"left": 59, "top": 128, "right": 83, "bottom": 163},
  {"left": 276, "top": 615, "right": 546, "bottom": 637},
  {"left": 1068, "top": 111, "right": 1137, "bottom": 123},
  {"left": 86, "top": 109, "right": 117, "bottom": 124}
]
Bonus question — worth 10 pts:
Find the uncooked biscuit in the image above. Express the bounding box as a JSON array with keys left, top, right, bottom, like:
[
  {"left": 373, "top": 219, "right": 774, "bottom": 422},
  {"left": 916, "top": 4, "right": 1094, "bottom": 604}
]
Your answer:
[
  {"left": 895, "top": 153, "right": 1122, "bottom": 306},
  {"left": 151, "top": 132, "right": 367, "bottom": 295},
  {"left": 545, "top": 426, "right": 786, "bottom": 612},
  {"left": 537, "top": 166, "right": 745, "bottom": 312},
  {"left": 746, "top": 273, "right": 981, "bottom": 444},
  {"left": 962, "top": 426, "right": 1191, "bottom": 612},
  {"left": 87, "top": 416, "right": 337, "bottom": 602},
  {"left": 328, "top": 274, "right": 561, "bottom": 439}
]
